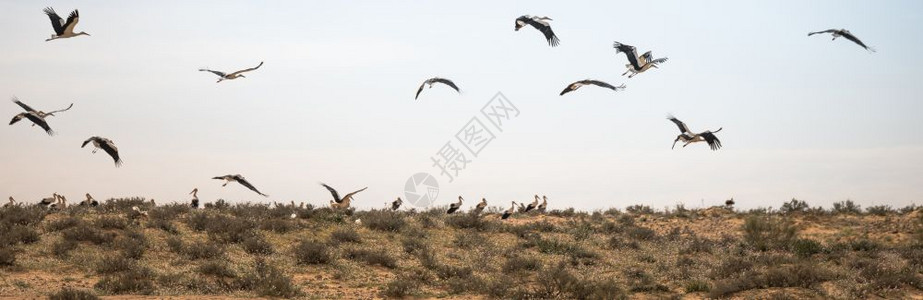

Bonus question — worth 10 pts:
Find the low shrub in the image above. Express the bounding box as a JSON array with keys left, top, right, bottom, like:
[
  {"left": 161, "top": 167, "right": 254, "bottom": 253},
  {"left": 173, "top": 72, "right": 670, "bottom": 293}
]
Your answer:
[{"left": 293, "top": 240, "right": 331, "bottom": 265}]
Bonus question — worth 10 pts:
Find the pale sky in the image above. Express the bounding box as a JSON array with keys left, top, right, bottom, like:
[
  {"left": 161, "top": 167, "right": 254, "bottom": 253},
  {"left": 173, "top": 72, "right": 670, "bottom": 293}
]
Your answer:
[{"left": 1, "top": 1, "right": 922, "bottom": 211}]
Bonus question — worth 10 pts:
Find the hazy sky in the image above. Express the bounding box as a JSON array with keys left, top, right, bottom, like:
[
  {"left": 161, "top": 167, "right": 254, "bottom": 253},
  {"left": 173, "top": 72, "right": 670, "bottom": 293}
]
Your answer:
[{"left": 1, "top": 1, "right": 922, "bottom": 211}]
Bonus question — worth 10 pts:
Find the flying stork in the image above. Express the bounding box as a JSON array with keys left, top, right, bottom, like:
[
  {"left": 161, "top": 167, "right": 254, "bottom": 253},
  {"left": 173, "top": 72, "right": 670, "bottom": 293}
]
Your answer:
[
  {"left": 446, "top": 196, "right": 463, "bottom": 214},
  {"left": 43, "top": 7, "right": 89, "bottom": 42},
  {"left": 613, "top": 42, "right": 668, "bottom": 78},
  {"left": 667, "top": 115, "right": 723, "bottom": 151},
  {"left": 514, "top": 15, "right": 560, "bottom": 47},
  {"left": 808, "top": 29, "right": 875, "bottom": 52},
  {"left": 415, "top": 77, "right": 460, "bottom": 100},
  {"left": 502, "top": 201, "right": 516, "bottom": 220},
  {"left": 9, "top": 98, "right": 64, "bottom": 135},
  {"left": 473, "top": 198, "right": 487, "bottom": 214},
  {"left": 321, "top": 183, "right": 367, "bottom": 209},
  {"left": 81, "top": 136, "right": 122, "bottom": 166},
  {"left": 391, "top": 197, "right": 403, "bottom": 211},
  {"left": 199, "top": 61, "right": 264, "bottom": 83},
  {"left": 190, "top": 188, "right": 199, "bottom": 208},
  {"left": 560, "top": 80, "right": 626, "bottom": 96},
  {"left": 213, "top": 174, "right": 268, "bottom": 197},
  {"left": 9, "top": 97, "right": 72, "bottom": 130}
]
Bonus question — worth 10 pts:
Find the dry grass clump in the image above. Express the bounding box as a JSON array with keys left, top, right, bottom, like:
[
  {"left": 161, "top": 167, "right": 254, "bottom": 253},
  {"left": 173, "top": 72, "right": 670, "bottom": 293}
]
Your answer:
[
  {"left": 329, "top": 227, "right": 362, "bottom": 245},
  {"left": 48, "top": 288, "right": 99, "bottom": 300}
]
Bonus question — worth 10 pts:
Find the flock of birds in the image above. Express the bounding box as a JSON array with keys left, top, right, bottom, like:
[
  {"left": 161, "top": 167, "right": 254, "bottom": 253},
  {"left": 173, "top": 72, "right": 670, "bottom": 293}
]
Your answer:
[{"left": 6, "top": 7, "right": 877, "bottom": 217}]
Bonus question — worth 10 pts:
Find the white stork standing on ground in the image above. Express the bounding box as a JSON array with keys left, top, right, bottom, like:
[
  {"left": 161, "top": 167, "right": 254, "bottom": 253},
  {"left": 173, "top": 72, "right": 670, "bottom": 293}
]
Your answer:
[
  {"left": 613, "top": 42, "right": 668, "bottom": 78},
  {"left": 725, "top": 198, "right": 735, "bottom": 208},
  {"left": 667, "top": 115, "right": 723, "bottom": 151},
  {"left": 473, "top": 198, "right": 488, "bottom": 214},
  {"left": 390, "top": 197, "right": 403, "bottom": 211},
  {"left": 38, "top": 194, "right": 57, "bottom": 207},
  {"left": 415, "top": 77, "right": 460, "bottom": 100},
  {"left": 199, "top": 61, "right": 264, "bottom": 83},
  {"left": 808, "top": 29, "right": 875, "bottom": 52},
  {"left": 321, "top": 183, "right": 367, "bottom": 209},
  {"left": 537, "top": 195, "right": 548, "bottom": 213},
  {"left": 514, "top": 15, "right": 560, "bottom": 47},
  {"left": 81, "top": 136, "right": 122, "bottom": 166},
  {"left": 560, "top": 80, "right": 626, "bottom": 96},
  {"left": 190, "top": 188, "right": 199, "bottom": 208},
  {"left": 524, "top": 195, "right": 539, "bottom": 212},
  {"left": 213, "top": 174, "right": 268, "bottom": 197},
  {"left": 446, "top": 196, "right": 463, "bottom": 214},
  {"left": 43, "top": 7, "right": 89, "bottom": 42},
  {"left": 502, "top": 201, "right": 516, "bottom": 220},
  {"left": 4, "top": 197, "right": 14, "bottom": 208},
  {"left": 80, "top": 193, "right": 99, "bottom": 207}
]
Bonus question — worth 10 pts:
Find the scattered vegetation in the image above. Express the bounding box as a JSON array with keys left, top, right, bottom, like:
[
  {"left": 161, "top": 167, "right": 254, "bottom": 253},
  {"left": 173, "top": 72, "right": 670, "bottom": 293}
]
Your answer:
[{"left": 1, "top": 197, "right": 921, "bottom": 298}]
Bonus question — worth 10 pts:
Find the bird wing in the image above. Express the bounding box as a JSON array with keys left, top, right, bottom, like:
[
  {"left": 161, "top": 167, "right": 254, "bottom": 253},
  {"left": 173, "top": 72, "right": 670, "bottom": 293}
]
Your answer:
[
  {"left": 62, "top": 9, "right": 79, "bottom": 35},
  {"left": 559, "top": 83, "right": 579, "bottom": 96},
  {"left": 228, "top": 61, "right": 264, "bottom": 76},
  {"left": 639, "top": 51, "right": 652, "bottom": 65},
  {"left": 700, "top": 131, "right": 722, "bottom": 150},
  {"left": 45, "top": 103, "right": 74, "bottom": 115},
  {"left": 43, "top": 7, "right": 65, "bottom": 35},
  {"left": 648, "top": 57, "right": 669, "bottom": 65},
  {"left": 81, "top": 137, "right": 95, "bottom": 148},
  {"left": 433, "top": 78, "right": 460, "bottom": 92},
  {"left": 614, "top": 42, "right": 642, "bottom": 70},
  {"left": 580, "top": 80, "right": 619, "bottom": 91},
  {"left": 199, "top": 69, "right": 227, "bottom": 77},
  {"left": 236, "top": 178, "right": 267, "bottom": 197},
  {"left": 840, "top": 31, "right": 874, "bottom": 52},
  {"left": 24, "top": 113, "right": 53, "bottom": 135},
  {"left": 414, "top": 81, "right": 427, "bottom": 100},
  {"left": 212, "top": 175, "right": 230, "bottom": 180},
  {"left": 807, "top": 29, "right": 837, "bottom": 36},
  {"left": 343, "top": 187, "right": 368, "bottom": 201},
  {"left": 667, "top": 116, "right": 690, "bottom": 134},
  {"left": 9, "top": 114, "right": 25, "bottom": 125},
  {"left": 12, "top": 98, "right": 37, "bottom": 113},
  {"left": 97, "top": 138, "right": 122, "bottom": 166},
  {"left": 321, "top": 183, "right": 341, "bottom": 202},
  {"left": 524, "top": 18, "right": 560, "bottom": 47}
]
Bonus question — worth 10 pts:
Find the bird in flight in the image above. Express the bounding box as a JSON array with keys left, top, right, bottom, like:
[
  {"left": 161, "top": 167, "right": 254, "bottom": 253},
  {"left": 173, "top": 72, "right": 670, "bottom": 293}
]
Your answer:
[
  {"left": 213, "top": 174, "right": 268, "bottom": 197},
  {"left": 667, "top": 115, "right": 723, "bottom": 151},
  {"left": 321, "top": 183, "right": 367, "bottom": 204},
  {"left": 81, "top": 136, "right": 123, "bottom": 166},
  {"left": 415, "top": 77, "right": 460, "bottom": 100},
  {"left": 199, "top": 61, "right": 264, "bottom": 83},
  {"left": 8, "top": 98, "right": 69, "bottom": 136},
  {"left": 514, "top": 15, "right": 560, "bottom": 47},
  {"left": 808, "top": 29, "right": 875, "bottom": 52},
  {"left": 43, "top": 7, "right": 89, "bottom": 41},
  {"left": 613, "top": 42, "right": 668, "bottom": 78},
  {"left": 560, "top": 80, "right": 626, "bottom": 96}
]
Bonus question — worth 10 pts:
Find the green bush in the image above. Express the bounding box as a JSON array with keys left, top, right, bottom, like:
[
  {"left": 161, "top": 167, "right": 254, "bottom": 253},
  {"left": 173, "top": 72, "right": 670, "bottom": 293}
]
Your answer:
[{"left": 832, "top": 200, "right": 862, "bottom": 214}]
